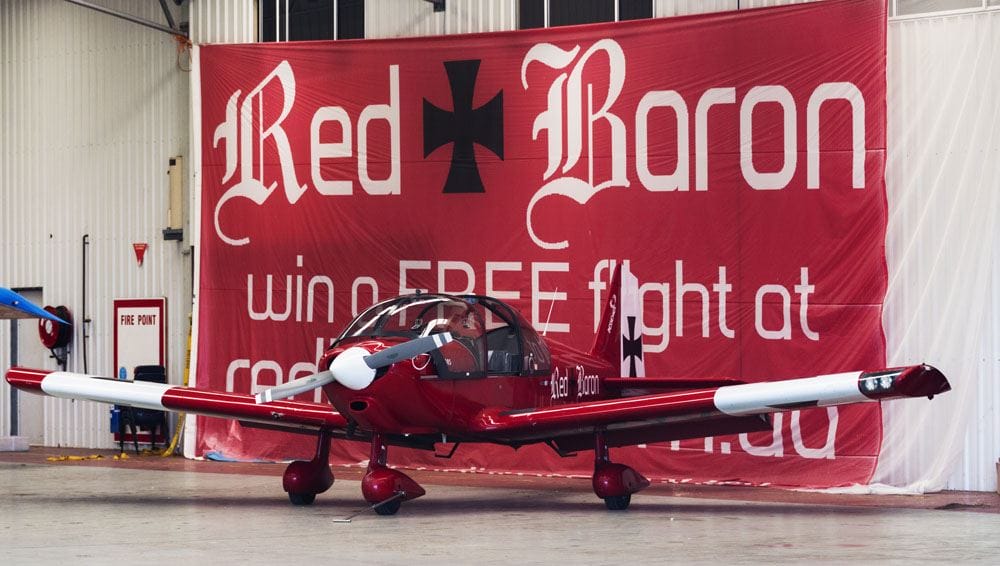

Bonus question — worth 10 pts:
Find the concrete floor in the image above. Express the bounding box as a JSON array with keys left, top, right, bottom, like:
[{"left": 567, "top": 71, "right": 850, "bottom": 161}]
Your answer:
[{"left": 2, "top": 451, "right": 999, "bottom": 564}]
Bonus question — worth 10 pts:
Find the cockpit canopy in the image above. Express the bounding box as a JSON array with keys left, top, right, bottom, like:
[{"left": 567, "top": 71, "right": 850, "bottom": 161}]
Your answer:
[{"left": 335, "top": 294, "right": 551, "bottom": 379}]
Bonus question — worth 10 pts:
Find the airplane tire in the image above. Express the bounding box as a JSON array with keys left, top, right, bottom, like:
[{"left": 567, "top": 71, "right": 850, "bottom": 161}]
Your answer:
[
  {"left": 289, "top": 492, "right": 316, "bottom": 506},
  {"left": 373, "top": 499, "right": 402, "bottom": 516},
  {"left": 604, "top": 494, "right": 631, "bottom": 511}
]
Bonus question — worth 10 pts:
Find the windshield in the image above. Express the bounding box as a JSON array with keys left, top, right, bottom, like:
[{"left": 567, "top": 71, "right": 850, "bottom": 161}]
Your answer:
[
  {"left": 338, "top": 295, "right": 478, "bottom": 341},
  {"left": 337, "top": 295, "right": 487, "bottom": 378},
  {"left": 336, "top": 294, "right": 550, "bottom": 378}
]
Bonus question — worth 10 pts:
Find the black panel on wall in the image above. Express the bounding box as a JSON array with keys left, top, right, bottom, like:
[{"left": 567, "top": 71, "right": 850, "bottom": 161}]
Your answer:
[
  {"left": 260, "top": 0, "right": 364, "bottom": 41},
  {"left": 620, "top": 0, "right": 653, "bottom": 20},
  {"left": 519, "top": 0, "right": 652, "bottom": 29},
  {"left": 550, "top": 0, "right": 614, "bottom": 26},
  {"left": 520, "top": 0, "right": 544, "bottom": 29},
  {"left": 337, "top": 0, "right": 365, "bottom": 40}
]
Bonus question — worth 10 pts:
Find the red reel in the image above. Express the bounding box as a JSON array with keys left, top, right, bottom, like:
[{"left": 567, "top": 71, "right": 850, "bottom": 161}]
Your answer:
[{"left": 38, "top": 306, "right": 73, "bottom": 349}]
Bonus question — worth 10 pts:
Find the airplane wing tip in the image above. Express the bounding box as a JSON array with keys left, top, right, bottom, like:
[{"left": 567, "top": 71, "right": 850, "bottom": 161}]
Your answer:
[
  {"left": 862, "top": 364, "right": 951, "bottom": 400},
  {"left": 908, "top": 364, "right": 951, "bottom": 396},
  {"left": 0, "top": 288, "right": 69, "bottom": 324},
  {"left": 5, "top": 367, "right": 46, "bottom": 391}
]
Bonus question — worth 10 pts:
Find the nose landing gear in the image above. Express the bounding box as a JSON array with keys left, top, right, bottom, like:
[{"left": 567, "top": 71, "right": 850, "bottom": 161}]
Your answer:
[{"left": 361, "top": 432, "right": 426, "bottom": 515}]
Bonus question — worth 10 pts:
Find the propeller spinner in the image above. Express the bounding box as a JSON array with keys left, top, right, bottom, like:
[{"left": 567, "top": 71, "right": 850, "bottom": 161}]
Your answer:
[{"left": 254, "top": 332, "right": 453, "bottom": 404}]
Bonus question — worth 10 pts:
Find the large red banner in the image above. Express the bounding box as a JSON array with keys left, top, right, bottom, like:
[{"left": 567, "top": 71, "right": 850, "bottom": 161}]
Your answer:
[{"left": 197, "top": 0, "right": 887, "bottom": 487}]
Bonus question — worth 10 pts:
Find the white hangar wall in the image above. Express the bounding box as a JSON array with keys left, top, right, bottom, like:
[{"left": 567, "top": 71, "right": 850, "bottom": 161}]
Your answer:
[
  {"left": 189, "top": 0, "right": 256, "bottom": 44},
  {"left": 0, "top": 0, "right": 191, "bottom": 448},
  {"left": 879, "top": 8, "right": 1000, "bottom": 493},
  {"left": 1, "top": 0, "right": 996, "bottom": 491}
]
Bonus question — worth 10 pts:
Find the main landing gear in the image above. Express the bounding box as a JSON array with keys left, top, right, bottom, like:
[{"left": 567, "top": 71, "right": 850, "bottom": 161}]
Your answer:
[
  {"left": 591, "top": 432, "right": 649, "bottom": 511},
  {"left": 283, "top": 429, "right": 335, "bottom": 506},
  {"left": 284, "top": 429, "right": 639, "bottom": 512},
  {"left": 361, "top": 432, "right": 426, "bottom": 515}
]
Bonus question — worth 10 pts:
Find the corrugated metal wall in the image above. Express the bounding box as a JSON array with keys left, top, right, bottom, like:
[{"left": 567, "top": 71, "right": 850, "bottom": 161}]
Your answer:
[
  {"left": 189, "top": 0, "right": 255, "bottom": 44},
  {"left": 655, "top": 0, "right": 824, "bottom": 16},
  {"left": 653, "top": 0, "right": 739, "bottom": 17},
  {"left": 0, "top": 0, "right": 191, "bottom": 447}
]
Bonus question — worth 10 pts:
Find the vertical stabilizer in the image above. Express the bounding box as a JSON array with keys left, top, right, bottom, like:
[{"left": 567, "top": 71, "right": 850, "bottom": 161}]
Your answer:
[{"left": 591, "top": 262, "right": 645, "bottom": 377}]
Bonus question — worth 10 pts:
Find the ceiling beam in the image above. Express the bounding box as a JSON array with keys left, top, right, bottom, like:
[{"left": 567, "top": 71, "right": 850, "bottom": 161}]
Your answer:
[{"left": 62, "top": 0, "right": 187, "bottom": 38}]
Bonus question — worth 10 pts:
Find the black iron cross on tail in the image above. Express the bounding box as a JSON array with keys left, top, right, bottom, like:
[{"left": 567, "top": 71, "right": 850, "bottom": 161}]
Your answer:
[{"left": 622, "top": 316, "right": 643, "bottom": 378}]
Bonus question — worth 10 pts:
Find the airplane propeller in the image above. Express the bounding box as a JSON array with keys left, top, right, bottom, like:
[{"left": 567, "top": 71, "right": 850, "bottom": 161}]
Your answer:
[{"left": 254, "top": 332, "right": 453, "bottom": 404}]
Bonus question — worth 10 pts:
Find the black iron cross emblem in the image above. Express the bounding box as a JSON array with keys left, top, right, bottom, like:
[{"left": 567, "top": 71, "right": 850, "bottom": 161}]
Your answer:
[
  {"left": 423, "top": 60, "right": 504, "bottom": 193},
  {"left": 622, "top": 316, "right": 644, "bottom": 378}
]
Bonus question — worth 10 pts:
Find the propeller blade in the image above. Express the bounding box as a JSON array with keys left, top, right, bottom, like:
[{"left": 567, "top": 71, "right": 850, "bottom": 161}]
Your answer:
[
  {"left": 363, "top": 332, "right": 454, "bottom": 369},
  {"left": 254, "top": 371, "right": 334, "bottom": 404}
]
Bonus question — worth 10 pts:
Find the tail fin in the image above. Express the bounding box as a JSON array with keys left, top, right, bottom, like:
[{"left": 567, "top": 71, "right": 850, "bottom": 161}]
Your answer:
[{"left": 590, "top": 262, "right": 645, "bottom": 377}]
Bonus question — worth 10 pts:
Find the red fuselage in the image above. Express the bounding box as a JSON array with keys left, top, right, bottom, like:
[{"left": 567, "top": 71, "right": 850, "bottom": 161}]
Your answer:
[{"left": 320, "top": 337, "right": 615, "bottom": 439}]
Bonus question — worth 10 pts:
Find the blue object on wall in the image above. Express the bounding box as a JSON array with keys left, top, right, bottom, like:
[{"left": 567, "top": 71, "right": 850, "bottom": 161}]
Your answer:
[{"left": 0, "top": 287, "right": 68, "bottom": 323}]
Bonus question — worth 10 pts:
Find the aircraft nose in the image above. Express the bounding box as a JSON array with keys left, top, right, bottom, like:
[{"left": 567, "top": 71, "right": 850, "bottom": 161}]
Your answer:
[
  {"left": 329, "top": 333, "right": 454, "bottom": 391},
  {"left": 328, "top": 347, "right": 378, "bottom": 391}
]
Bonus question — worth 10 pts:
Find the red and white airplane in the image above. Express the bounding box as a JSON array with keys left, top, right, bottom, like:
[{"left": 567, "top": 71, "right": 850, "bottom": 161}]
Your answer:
[{"left": 5, "top": 267, "right": 950, "bottom": 514}]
